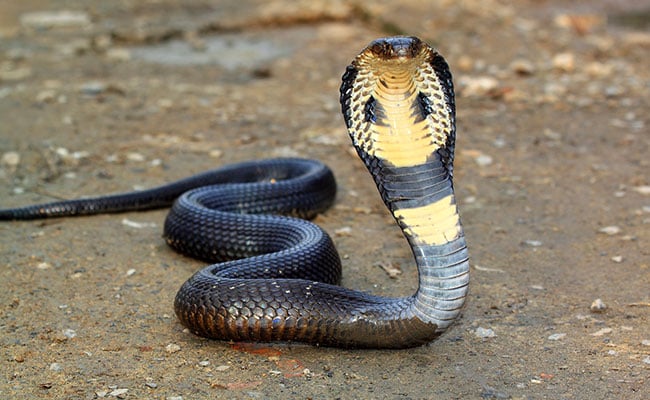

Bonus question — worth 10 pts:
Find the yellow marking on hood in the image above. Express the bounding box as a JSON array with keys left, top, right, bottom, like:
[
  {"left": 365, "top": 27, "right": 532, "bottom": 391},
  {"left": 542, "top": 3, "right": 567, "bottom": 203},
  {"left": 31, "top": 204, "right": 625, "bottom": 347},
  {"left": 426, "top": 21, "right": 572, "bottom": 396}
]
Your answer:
[{"left": 393, "top": 195, "right": 461, "bottom": 245}]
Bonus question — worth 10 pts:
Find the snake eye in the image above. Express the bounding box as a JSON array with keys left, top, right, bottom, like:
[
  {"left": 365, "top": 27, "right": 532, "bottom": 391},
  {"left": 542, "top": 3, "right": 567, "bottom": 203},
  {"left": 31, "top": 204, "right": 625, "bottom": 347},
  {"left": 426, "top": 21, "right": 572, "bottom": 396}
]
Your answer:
[{"left": 367, "top": 36, "right": 423, "bottom": 60}]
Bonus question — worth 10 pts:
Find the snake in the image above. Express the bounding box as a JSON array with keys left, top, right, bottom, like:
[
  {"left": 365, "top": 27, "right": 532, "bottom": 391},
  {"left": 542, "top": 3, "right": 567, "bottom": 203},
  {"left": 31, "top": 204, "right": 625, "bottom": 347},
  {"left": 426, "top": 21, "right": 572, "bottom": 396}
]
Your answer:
[{"left": 0, "top": 36, "right": 469, "bottom": 349}]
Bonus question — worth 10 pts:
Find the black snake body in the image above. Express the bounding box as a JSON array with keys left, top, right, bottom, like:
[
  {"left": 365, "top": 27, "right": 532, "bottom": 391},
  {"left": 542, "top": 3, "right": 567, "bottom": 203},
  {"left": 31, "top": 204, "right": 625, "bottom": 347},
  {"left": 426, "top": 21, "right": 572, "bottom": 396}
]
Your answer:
[{"left": 0, "top": 36, "right": 469, "bottom": 348}]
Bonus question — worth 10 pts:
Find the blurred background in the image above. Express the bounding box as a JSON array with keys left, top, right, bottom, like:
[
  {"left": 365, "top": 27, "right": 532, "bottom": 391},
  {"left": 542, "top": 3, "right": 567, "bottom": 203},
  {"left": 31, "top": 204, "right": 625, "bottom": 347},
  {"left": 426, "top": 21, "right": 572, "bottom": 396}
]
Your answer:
[{"left": 1, "top": 1, "right": 648, "bottom": 399}]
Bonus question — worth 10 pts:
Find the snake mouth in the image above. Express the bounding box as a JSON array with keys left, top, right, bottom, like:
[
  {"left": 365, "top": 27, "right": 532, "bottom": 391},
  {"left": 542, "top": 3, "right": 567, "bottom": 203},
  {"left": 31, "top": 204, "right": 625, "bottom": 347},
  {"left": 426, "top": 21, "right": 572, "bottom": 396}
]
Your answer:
[{"left": 367, "top": 36, "right": 424, "bottom": 60}]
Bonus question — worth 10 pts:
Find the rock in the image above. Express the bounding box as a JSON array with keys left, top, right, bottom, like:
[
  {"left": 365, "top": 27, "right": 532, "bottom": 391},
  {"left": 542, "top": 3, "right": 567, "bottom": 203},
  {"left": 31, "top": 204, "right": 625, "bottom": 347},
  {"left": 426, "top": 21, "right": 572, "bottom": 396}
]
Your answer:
[
  {"left": 458, "top": 76, "right": 499, "bottom": 97},
  {"left": 334, "top": 226, "right": 352, "bottom": 236},
  {"left": 632, "top": 185, "right": 650, "bottom": 195},
  {"left": 590, "top": 328, "right": 612, "bottom": 336},
  {"left": 1, "top": 151, "right": 20, "bottom": 172},
  {"left": 0, "top": 67, "right": 32, "bottom": 81},
  {"left": 80, "top": 81, "right": 107, "bottom": 96},
  {"left": 108, "top": 388, "right": 128, "bottom": 397},
  {"left": 165, "top": 343, "right": 181, "bottom": 353},
  {"left": 598, "top": 226, "right": 620, "bottom": 235},
  {"left": 510, "top": 59, "right": 535, "bottom": 75},
  {"left": 552, "top": 52, "right": 575, "bottom": 72},
  {"left": 126, "top": 152, "right": 145, "bottom": 162},
  {"left": 554, "top": 13, "right": 605, "bottom": 34},
  {"left": 474, "top": 154, "right": 493, "bottom": 167},
  {"left": 475, "top": 327, "right": 496, "bottom": 338},
  {"left": 49, "top": 363, "right": 62, "bottom": 371},
  {"left": 62, "top": 329, "right": 77, "bottom": 339},
  {"left": 590, "top": 298, "right": 607, "bottom": 313},
  {"left": 20, "top": 11, "right": 91, "bottom": 29},
  {"left": 548, "top": 333, "right": 566, "bottom": 341}
]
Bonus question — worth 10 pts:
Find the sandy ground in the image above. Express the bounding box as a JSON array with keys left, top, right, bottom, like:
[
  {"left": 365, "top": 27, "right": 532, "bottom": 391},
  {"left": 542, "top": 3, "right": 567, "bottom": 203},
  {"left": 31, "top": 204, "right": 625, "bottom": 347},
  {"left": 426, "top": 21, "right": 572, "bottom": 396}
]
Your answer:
[{"left": 1, "top": 1, "right": 649, "bottom": 399}]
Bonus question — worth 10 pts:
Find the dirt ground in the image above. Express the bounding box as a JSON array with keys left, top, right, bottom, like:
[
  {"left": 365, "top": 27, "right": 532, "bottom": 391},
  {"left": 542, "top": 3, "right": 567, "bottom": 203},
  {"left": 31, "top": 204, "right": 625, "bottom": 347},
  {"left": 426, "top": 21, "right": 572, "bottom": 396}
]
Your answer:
[{"left": 1, "top": 1, "right": 648, "bottom": 399}]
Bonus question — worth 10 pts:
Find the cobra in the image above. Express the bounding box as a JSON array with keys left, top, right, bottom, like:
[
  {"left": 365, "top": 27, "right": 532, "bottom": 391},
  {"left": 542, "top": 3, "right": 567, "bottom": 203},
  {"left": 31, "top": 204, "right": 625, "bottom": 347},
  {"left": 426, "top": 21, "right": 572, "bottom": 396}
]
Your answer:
[{"left": 0, "top": 36, "right": 469, "bottom": 348}]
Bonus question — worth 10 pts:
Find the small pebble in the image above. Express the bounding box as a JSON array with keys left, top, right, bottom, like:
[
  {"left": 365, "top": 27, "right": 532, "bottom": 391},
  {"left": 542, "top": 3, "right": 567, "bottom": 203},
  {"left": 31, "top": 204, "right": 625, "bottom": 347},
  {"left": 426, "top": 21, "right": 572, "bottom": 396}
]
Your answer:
[
  {"left": 642, "top": 340, "right": 650, "bottom": 346},
  {"left": 543, "top": 128, "right": 562, "bottom": 140},
  {"left": 20, "top": 10, "right": 91, "bottom": 29},
  {"left": 80, "top": 81, "right": 107, "bottom": 96},
  {"left": 473, "top": 264, "right": 505, "bottom": 273},
  {"left": 121, "top": 218, "right": 157, "bottom": 229},
  {"left": 165, "top": 343, "right": 181, "bottom": 353},
  {"left": 166, "top": 397, "right": 184, "bottom": 400},
  {"left": 548, "top": 333, "right": 566, "bottom": 341},
  {"left": 475, "top": 327, "right": 496, "bottom": 338},
  {"left": 334, "top": 226, "right": 352, "bottom": 236},
  {"left": 632, "top": 185, "right": 650, "bottom": 195},
  {"left": 209, "top": 149, "right": 223, "bottom": 158},
  {"left": 49, "top": 362, "right": 62, "bottom": 371},
  {"left": 598, "top": 226, "right": 620, "bottom": 235},
  {"left": 464, "top": 196, "right": 477, "bottom": 204},
  {"left": 37, "top": 262, "right": 51, "bottom": 270},
  {"left": 590, "top": 298, "right": 607, "bottom": 313},
  {"left": 126, "top": 269, "right": 136, "bottom": 276},
  {"left": 610, "top": 255, "right": 623, "bottom": 263},
  {"left": 126, "top": 152, "right": 145, "bottom": 162},
  {"left": 1, "top": 151, "right": 20, "bottom": 169},
  {"left": 459, "top": 76, "right": 499, "bottom": 97},
  {"left": 378, "top": 262, "right": 402, "bottom": 279},
  {"left": 215, "top": 365, "right": 230, "bottom": 371},
  {"left": 108, "top": 388, "right": 128, "bottom": 397},
  {"left": 643, "top": 356, "right": 650, "bottom": 365},
  {"left": 474, "top": 154, "right": 493, "bottom": 167},
  {"left": 510, "top": 59, "right": 535, "bottom": 75},
  {"left": 522, "top": 240, "right": 543, "bottom": 247},
  {"left": 552, "top": 52, "right": 575, "bottom": 72},
  {"left": 590, "top": 328, "right": 612, "bottom": 336},
  {"left": 145, "top": 381, "right": 158, "bottom": 388},
  {"left": 62, "top": 329, "right": 76, "bottom": 339},
  {"left": 198, "top": 360, "right": 210, "bottom": 367}
]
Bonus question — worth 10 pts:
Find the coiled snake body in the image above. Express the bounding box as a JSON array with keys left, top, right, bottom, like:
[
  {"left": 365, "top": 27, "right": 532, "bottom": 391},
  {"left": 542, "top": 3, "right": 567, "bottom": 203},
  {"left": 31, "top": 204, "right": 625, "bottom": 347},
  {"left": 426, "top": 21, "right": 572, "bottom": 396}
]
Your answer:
[{"left": 0, "top": 37, "right": 469, "bottom": 349}]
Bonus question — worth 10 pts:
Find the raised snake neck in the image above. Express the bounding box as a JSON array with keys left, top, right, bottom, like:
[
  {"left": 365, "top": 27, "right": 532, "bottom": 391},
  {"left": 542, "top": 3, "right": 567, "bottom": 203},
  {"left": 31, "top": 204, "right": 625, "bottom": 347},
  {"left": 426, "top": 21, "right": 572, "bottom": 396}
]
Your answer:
[{"left": 0, "top": 36, "right": 469, "bottom": 349}]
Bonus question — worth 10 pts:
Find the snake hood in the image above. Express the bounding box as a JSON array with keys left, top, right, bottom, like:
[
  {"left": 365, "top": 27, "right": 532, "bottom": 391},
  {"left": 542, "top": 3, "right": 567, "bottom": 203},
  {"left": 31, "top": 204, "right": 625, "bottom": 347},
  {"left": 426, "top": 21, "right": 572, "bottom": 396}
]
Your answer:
[{"left": 340, "top": 36, "right": 457, "bottom": 178}]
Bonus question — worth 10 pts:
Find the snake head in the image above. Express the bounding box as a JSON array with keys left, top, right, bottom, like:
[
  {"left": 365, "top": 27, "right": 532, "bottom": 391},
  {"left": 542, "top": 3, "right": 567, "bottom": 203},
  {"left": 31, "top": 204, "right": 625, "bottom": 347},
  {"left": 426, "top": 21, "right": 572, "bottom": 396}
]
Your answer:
[{"left": 366, "top": 36, "right": 424, "bottom": 61}]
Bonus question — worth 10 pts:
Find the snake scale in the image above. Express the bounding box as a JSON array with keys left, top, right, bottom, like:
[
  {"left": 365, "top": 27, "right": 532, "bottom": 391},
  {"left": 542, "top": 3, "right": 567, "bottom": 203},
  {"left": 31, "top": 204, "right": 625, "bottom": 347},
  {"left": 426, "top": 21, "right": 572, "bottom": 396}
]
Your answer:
[{"left": 0, "top": 36, "right": 469, "bottom": 349}]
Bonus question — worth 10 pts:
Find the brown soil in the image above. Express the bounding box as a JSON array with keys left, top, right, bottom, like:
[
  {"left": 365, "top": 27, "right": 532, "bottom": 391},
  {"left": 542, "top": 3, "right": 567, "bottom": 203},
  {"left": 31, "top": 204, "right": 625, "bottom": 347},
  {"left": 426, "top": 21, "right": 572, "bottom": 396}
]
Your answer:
[{"left": 1, "top": 1, "right": 648, "bottom": 399}]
